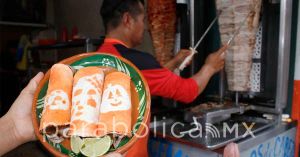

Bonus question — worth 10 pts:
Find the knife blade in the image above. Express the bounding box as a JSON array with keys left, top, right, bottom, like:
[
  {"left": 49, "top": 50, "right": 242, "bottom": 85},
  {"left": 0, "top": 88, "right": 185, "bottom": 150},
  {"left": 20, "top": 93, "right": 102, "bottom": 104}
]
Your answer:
[{"left": 178, "top": 11, "right": 222, "bottom": 71}]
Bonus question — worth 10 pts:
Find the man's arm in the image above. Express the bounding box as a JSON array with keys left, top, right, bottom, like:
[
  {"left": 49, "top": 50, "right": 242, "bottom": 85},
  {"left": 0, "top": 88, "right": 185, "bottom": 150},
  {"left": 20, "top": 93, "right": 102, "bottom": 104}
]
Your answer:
[
  {"left": 191, "top": 45, "right": 227, "bottom": 94},
  {"left": 164, "top": 49, "right": 191, "bottom": 71},
  {"left": 142, "top": 45, "right": 227, "bottom": 103}
]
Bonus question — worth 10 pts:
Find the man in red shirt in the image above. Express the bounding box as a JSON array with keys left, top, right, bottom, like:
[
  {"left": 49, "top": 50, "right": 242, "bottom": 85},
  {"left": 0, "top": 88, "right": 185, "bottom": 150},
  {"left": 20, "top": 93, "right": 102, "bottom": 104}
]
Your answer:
[{"left": 98, "top": 0, "right": 227, "bottom": 156}]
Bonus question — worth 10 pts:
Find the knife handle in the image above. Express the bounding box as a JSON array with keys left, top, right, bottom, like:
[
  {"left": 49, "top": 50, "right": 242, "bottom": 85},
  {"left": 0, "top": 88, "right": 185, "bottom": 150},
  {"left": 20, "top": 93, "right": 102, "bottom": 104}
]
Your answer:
[{"left": 178, "top": 47, "right": 197, "bottom": 71}]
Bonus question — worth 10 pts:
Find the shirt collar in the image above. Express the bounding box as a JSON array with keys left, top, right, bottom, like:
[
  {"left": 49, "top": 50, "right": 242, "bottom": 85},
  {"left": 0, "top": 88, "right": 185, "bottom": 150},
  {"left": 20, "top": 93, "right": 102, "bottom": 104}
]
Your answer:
[{"left": 104, "top": 38, "right": 129, "bottom": 48}]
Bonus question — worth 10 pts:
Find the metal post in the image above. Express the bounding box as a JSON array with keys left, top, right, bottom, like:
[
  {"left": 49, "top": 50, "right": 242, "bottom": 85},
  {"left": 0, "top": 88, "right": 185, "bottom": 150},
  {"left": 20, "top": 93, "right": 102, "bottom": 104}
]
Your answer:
[
  {"left": 189, "top": 0, "right": 195, "bottom": 74},
  {"left": 85, "top": 38, "right": 92, "bottom": 52},
  {"left": 275, "top": 0, "right": 292, "bottom": 111},
  {"left": 235, "top": 92, "right": 239, "bottom": 106},
  {"left": 219, "top": 70, "right": 225, "bottom": 103},
  {"left": 177, "top": 0, "right": 187, "bottom": 4}
]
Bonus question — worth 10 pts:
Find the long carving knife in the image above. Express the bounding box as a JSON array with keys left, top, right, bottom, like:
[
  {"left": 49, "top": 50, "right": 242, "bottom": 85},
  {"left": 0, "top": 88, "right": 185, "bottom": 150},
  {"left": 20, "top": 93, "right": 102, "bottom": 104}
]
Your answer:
[
  {"left": 178, "top": 11, "right": 222, "bottom": 71},
  {"left": 194, "top": 11, "right": 222, "bottom": 50}
]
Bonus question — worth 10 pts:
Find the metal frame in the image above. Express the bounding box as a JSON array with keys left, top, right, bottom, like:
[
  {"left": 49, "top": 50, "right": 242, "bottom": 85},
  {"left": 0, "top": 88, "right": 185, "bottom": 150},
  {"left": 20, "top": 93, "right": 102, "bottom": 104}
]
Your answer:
[
  {"left": 177, "top": 0, "right": 188, "bottom": 4},
  {"left": 0, "top": 21, "right": 48, "bottom": 28},
  {"left": 185, "top": 0, "right": 292, "bottom": 114},
  {"left": 275, "top": 0, "right": 293, "bottom": 111},
  {"left": 189, "top": 0, "right": 196, "bottom": 74},
  {"left": 238, "top": 122, "right": 296, "bottom": 152}
]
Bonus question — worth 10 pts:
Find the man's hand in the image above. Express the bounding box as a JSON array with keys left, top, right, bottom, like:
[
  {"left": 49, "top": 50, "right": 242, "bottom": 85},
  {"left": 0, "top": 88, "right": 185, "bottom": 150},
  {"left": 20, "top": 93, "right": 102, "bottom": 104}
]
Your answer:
[
  {"left": 7, "top": 72, "right": 44, "bottom": 143},
  {"left": 204, "top": 45, "right": 227, "bottom": 75},
  {"left": 174, "top": 49, "right": 192, "bottom": 66},
  {"left": 164, "top": 49, "right": 191, "bottom": 71},
  {"left": 191, "top": 45, "right": 227, "bottom": 95}
]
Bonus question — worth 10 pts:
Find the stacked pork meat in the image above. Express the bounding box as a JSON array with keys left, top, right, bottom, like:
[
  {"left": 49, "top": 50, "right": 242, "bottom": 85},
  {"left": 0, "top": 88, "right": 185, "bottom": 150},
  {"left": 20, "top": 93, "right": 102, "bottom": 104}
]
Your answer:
[
  {"left": 147, "top": 0, "right": 176, "bottom": 65},
  {"left": 216, "top": 0, "right": 262, "bottom": 91}
]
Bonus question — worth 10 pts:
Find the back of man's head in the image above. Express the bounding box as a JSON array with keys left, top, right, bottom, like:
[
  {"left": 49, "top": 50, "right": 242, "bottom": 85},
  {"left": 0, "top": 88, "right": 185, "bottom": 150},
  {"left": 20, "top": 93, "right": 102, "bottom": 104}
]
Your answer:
[{"left": 100, "top": 0, "right": 144, "bottom": 32}]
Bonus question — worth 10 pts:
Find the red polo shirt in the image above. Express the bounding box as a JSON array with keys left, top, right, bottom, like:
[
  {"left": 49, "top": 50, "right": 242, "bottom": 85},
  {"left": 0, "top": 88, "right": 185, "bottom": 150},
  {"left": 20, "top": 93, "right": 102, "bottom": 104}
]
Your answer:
[{"left": 97, "top": 38, "right": 199, "bottom": 157}]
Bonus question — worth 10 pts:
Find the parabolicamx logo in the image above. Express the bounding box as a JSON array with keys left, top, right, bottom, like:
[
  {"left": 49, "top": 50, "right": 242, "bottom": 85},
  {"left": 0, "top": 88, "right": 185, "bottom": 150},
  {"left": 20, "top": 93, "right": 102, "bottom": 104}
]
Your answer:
[{"left": 152, "top": 116, "right": 256, "bottom": 139}]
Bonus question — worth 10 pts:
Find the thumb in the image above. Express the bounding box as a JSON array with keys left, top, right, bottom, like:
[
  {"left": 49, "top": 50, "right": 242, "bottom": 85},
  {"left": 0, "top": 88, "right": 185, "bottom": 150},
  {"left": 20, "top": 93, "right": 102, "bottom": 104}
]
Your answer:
[
  {"left": 217, "top": 45, "right": 228, "bottom": 59},
  {"left": 218, "top": 45, "right": 228, "bottom": 54},
  {"left": 179, "top": 49, "right": 191, "bottom": 57},
  {"left": 22, "top": 72, "right": 44, "bottom": 95}
]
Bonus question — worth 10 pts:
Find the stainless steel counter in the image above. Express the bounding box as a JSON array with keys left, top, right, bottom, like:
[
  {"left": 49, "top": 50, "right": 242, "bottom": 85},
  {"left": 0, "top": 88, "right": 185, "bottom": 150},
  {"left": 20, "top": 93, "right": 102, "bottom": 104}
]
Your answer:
[{"left": 149, "top": 118, "right": 296, "bottom": 156}]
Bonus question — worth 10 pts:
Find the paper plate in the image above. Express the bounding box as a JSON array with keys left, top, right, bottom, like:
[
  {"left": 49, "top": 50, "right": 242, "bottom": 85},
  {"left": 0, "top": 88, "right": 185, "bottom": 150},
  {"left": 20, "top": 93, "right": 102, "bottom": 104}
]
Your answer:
[{"left": 32, "top": 53, "right": 151, "bottom": 157}]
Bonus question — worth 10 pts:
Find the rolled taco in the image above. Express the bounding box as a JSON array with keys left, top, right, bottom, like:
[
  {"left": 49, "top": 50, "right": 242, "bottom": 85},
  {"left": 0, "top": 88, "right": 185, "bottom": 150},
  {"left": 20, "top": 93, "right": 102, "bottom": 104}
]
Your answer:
[
  {"left": 39, "top": 64, "right": 73, "bottom": 138},
  {"left": 69, "top": 67, "right": 104, "bottom": 137},
  {"left": 98, "top": 71, "right": 132, "bottom": 137}
]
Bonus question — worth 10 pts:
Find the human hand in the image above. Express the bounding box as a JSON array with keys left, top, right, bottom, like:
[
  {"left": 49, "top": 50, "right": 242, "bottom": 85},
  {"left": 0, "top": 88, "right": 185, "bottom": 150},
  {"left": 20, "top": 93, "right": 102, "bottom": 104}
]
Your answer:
[
  {"left": 223, "top": 143, "right": 240, "bottom": 157},
  {"left": 164, "top": 49, "right": 192, "bottom": 71},
  {"left": 204, "top": 45, "right": 227, "bottom": 74},
  {"left": 6, "top": 72, "right": 44, "bottom": 143},
  {"left": 174, "top": 49, "right": 192, "bottom": 66}
]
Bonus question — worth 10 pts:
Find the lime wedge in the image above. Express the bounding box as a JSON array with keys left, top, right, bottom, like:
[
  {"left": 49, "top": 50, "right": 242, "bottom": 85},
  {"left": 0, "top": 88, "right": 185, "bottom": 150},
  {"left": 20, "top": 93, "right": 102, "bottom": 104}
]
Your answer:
[
  {"left": 71, "top": 136, "right": 84, "bottom": 154},
  {"left": 80, "top": 136, "right": 112, "bottom": 157},
  {"left": 83, "top": 138, "right": 98, "bottom": 145}
]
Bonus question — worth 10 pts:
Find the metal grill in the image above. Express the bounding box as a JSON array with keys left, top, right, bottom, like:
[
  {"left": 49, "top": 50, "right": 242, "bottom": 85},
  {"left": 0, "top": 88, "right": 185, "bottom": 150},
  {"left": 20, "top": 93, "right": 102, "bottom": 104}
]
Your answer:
[
  {"left": 253, "top": 24, "right": 263, "bottom": 59},
  {"left": 250, "top": 24, "right": 262, "bottom": 92}
]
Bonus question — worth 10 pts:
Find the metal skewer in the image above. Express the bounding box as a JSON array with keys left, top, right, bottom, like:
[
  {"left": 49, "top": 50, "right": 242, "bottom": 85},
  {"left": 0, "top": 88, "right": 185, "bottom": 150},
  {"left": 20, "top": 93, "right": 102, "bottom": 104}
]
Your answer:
[
  {"left": 226, "top": 12, "right": 251, "bottom": 105},
  {"left": 235, "top": 92, "right": 239, "bottom": 106},
  {"left": 227, "top": 12, "right": 251, "bottom": 46},
  {"left": 219, "top": 70, "right": 225, "bottom": 104}
]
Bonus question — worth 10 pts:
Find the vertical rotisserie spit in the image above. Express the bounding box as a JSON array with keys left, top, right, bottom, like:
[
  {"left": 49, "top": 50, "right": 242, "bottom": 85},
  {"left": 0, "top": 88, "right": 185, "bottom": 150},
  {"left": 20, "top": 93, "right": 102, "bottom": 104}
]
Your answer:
[{"left": 147, "top": 0, "right": 176, "bottom": 65}]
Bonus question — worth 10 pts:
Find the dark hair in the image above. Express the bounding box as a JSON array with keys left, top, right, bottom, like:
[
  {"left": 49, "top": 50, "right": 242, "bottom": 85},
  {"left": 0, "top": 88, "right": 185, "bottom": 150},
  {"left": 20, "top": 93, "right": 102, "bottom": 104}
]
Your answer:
[{"left": 100, "top": 0, "right": 144, "bottom": 32}]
